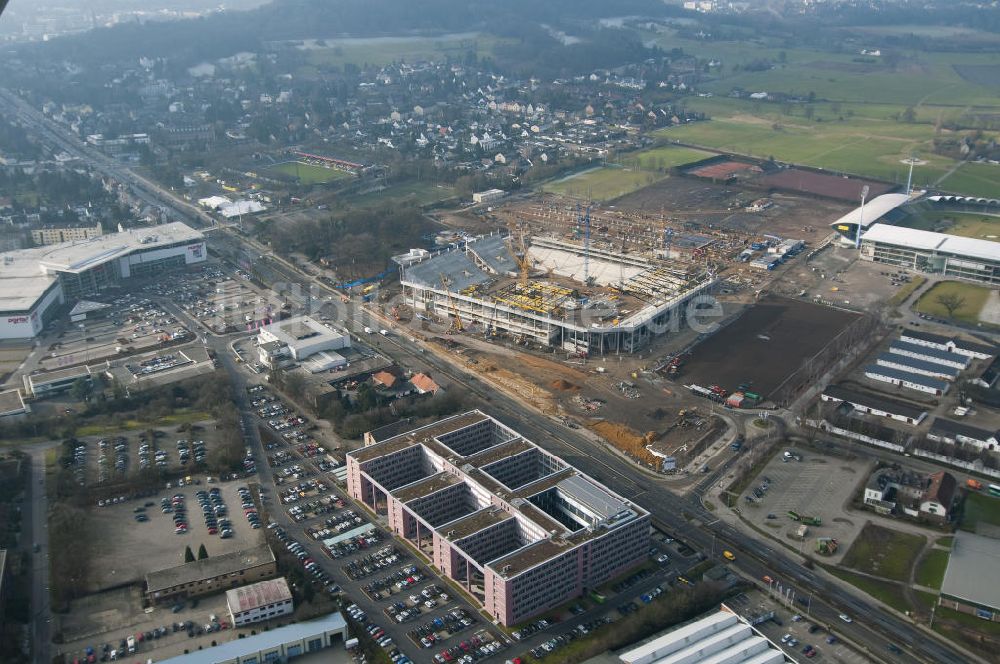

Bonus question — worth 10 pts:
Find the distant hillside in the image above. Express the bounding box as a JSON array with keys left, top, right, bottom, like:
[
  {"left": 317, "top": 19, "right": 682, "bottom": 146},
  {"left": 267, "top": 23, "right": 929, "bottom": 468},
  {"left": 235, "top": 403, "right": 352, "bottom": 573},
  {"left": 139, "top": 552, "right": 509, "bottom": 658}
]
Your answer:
[{"left": 20, "top": 0, "right": 682, "bottom": 72}]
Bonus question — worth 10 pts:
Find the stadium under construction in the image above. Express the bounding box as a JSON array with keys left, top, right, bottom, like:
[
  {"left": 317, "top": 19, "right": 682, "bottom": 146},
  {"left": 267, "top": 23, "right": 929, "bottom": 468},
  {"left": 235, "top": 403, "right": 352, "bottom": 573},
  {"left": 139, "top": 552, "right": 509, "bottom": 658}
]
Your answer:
[{"left": 396, "top": 233, "right": 715, "bottom": 355}]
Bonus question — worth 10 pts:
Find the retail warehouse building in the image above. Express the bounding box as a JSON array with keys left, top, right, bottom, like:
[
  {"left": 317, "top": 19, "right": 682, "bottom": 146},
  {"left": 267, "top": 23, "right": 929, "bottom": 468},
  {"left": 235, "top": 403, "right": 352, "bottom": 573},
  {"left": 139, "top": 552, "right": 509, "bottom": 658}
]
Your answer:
[
  {"left": 347, "top": 411, "right": 650, "bottom": 626},
  {"left": 159, "top": 612, "right": 349, "bottom": 664},
  {"left": 0, "top": 222, "right": 205, "bottom": 339}
]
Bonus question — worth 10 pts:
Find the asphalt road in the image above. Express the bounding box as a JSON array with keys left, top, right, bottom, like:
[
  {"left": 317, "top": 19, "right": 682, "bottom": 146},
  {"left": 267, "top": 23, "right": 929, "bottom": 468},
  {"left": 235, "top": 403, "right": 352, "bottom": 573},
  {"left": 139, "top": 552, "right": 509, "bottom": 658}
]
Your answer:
[{"left": 27, "top": 447, "right": 53, "bottom": 664}]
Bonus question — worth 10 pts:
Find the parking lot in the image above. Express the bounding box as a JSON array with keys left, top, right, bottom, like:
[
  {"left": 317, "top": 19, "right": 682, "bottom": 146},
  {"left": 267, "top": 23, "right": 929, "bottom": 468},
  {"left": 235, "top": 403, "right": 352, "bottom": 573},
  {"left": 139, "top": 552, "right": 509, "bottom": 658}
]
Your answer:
[
  {"left": 174, "top": 271, "right": 283, "bottom": 335},
  {"left": 65, "top": 423, "right": 229, "bottom": 488},
  {"left": 38, "top": 291, "right": 193, "bottom": 372},
  {"left": 741, "top": 449, "right": 872, "bottom": 564},
  {"left": 83, "top": 481, "right": 267, "bottom": 592},
  {"left": 734, "top": 590, "right": 876, "bottom": 664}
]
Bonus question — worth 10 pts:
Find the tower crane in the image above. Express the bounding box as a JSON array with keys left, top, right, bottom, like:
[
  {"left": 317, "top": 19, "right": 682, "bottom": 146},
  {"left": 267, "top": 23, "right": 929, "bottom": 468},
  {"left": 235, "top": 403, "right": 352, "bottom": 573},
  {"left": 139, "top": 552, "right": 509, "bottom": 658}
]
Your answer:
[
  {"left": 505, "top": 219, "right": 533, "bottom": 287},
  {"left": 439, "top": 273, "right": 463, "bottom": 333}
]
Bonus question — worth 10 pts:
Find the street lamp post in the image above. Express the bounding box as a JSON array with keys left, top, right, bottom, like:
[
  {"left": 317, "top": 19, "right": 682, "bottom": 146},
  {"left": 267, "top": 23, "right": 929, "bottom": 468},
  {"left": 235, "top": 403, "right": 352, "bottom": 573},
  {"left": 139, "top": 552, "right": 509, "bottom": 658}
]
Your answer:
[{"left": 855, "top": 185, "right": 870, "bottom": 250}]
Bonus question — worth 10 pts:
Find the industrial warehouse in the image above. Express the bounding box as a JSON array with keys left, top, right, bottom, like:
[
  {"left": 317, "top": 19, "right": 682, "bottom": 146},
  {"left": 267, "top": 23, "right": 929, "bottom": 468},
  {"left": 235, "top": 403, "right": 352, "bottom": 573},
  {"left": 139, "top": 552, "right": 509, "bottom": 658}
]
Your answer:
[
  {"left": 347, "top": 411, "right": 650, "bottom": 626},
  {"left": 0, "top": 222, "right": 206, "bottom": 339},
  {"left": 396, "top": 232, "right": 714, "bottom": 354}
]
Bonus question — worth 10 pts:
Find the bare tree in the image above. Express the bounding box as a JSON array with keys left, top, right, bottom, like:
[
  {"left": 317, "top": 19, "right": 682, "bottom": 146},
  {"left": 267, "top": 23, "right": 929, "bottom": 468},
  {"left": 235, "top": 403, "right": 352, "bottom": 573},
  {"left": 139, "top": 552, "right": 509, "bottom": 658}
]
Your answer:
[{"left": 935, "top": 292, "right": 967, "bottom": 318}]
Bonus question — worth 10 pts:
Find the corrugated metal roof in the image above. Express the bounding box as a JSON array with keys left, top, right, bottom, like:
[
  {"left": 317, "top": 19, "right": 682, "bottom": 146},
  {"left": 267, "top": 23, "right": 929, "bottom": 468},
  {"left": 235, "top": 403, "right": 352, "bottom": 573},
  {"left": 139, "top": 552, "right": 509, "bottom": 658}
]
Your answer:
[
  {"left": 890, "top": 340, "right": 970, "bottom": 367},
  {"left": 864, "top": 365, "right": 949, "bottom": 391},
  {"left": 876, "top": 352, "right": 959, "bottom": 377}
]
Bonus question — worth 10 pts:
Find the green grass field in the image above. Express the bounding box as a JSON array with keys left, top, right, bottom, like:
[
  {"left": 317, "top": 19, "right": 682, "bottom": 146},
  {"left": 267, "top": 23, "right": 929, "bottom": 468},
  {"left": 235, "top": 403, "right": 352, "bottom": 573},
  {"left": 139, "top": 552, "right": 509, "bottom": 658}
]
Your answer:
[
  {"left": 345, "top": 182, "right": 457, "bottom": 209},
  {"left": 914, "top": 281, "right": 991, "bottom": 324},
  {"left": 887, "top": 275, "right": 926, "bottom": 307},
  {"left": 827, "top": 568, "right": 911, "bottom": 614},
  {"left": 938, "top": 162, "right": 1000, "bottom": 198},
  {"left": 542, "top": 166, "right": 666, "bottom": 201},
  {"left": 656, "top": 113, "right": 962, "bottom": 188},
  {"left": 643, "top": 28, "right": 1000, "bottom": 107},
  {"left": 960, "top": 491, "right": 1000, "bottom": 533},
  {"left": 268, "top": 161, "right": 353, "bottom": 185},
  {"left": 915, "top": 549, "right": 950, "bottom": 590},
  {"left": 841, "top": 523, "right": 924, "bottom": 582},
  {"left": 618, "top": 145, "right": 714, "bottom": 171},
  {"left": 74, "top": 410, "right": 212, "bottom": 437},
  {"left": 907, "top": 210, "right": 1000, "bottom": 239},
  {"left": 637, "top": 30, "right": 1000, "bottom": 197},
  {"left": 934, "top": 605, "right": 1000, "bottom": 638}
]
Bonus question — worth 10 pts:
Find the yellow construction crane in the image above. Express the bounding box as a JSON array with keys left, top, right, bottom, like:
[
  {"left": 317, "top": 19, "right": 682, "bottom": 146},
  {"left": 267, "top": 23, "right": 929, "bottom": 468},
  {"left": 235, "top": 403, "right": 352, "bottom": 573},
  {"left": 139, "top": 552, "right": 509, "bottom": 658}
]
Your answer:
[
  {"left": 440, "top": 273, "right": 463, "bottom": 333},
  {"left": 505, "top": 219, "right": 533, "bottom": 287}
]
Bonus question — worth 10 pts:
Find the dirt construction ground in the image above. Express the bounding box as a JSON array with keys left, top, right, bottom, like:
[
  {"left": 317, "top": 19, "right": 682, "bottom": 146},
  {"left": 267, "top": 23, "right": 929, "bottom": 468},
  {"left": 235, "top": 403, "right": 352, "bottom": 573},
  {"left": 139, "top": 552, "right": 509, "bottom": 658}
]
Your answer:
[
  {"left": 608, "top": 176, "right": 851, "bottom": 244},
  {"left": 679, "top": 295, "right": 861, "bottom": 398},
  {"left": 83, "top": 479, "right": 266, "bottom": 592},
  {"left": 741, "top": 449, "right": 873, "bottom": 565},
  {"left": 776, "top": 244, "right": 912, "bottom": 311}
]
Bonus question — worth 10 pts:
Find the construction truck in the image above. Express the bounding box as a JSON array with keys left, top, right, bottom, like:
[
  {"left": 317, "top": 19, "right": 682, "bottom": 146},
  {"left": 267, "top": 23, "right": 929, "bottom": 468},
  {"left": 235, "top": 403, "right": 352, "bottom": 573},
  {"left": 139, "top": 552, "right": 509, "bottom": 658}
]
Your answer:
[
  {"left": 967, "top": 478, "right": 984, "bottom": 491},
  {"left": 816, "top": 538, "right": 839, "bottom": 556}
]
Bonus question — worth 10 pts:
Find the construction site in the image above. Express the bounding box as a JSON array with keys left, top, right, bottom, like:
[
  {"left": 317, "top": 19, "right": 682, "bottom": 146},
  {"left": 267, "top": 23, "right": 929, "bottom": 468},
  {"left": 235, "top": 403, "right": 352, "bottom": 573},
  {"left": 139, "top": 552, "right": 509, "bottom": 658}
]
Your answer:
[
  {"left": 393, "top": 170, "right": 889, "bottom": 479},
  {"left": 397, "top": 208, "right": 717, "bottom": 355}
]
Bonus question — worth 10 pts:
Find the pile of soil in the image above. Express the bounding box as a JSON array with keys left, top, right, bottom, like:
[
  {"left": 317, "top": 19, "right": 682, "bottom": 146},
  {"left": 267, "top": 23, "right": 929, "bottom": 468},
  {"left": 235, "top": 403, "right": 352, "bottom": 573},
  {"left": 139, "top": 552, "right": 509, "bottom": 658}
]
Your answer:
[{"left": 550, "top": 379, "right": 579, "bottom": 391}]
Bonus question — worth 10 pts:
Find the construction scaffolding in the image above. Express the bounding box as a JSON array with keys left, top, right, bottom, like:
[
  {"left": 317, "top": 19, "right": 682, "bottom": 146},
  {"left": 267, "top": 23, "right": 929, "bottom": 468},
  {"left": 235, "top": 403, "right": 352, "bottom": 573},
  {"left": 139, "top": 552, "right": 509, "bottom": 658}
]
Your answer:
[{"left": 492, "top": 281, "right": 574, "bottom": 317}]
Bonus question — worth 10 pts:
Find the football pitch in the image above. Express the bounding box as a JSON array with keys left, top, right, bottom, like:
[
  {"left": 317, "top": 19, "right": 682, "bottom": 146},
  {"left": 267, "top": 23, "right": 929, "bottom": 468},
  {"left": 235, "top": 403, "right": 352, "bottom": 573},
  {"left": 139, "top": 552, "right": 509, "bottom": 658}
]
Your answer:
[{"left": 268, "top": 161, "right": 353, "bottom": 184}]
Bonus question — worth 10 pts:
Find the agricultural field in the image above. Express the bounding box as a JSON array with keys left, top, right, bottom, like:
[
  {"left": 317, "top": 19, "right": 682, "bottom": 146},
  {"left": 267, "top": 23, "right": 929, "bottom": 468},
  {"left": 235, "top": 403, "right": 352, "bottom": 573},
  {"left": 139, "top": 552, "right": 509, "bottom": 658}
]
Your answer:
[
  {"left": 657, "top": 112, "right": 963, "bottom": 190},
  {"left": 914, "top": 281, "right": 992, "bottom": 324},
  {"left": 268, "top": 161, "right": 352, "bottom": 185},
  {"left": 541, "top": 166, "right": 666, "bottom": 201},
  {"left": 641, "top": 30, "right": 1000, "bottom": 196},
  {"left": 840, "top": 523, "right": 924, "bottom": 583},
  {"left": 645, "top": 28, "right": 1000, "bottom": 106}
]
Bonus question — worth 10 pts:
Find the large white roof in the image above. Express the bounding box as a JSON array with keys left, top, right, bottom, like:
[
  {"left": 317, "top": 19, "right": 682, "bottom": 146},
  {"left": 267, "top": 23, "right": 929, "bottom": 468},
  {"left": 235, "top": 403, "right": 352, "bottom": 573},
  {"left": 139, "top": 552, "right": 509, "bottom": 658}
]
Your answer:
[
  {"left": 941, "top": 531, "right": 1000, "bottom": 611},
  {"left": 830, "top": 193, "right": 910, "bottom": 231},
  {"left": 861, "top": 224, "right": 1000, "bottom": 262},
  {"left": 619, "top": 610, "right": 785, "bottom": 664},
  {"left": 0, "top": 222, "right": 203, "bottom": 313}
]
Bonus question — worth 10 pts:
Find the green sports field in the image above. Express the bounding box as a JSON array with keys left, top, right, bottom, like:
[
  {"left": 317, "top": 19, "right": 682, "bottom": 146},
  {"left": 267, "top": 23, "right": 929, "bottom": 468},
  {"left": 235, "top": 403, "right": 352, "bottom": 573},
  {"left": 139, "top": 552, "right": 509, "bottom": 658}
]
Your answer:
[
  {"left": 617, "top": 145, "right": 714, "bottom": 172},
  {"left": 542, "top": 166, "right": 666, "bottom": 201},
  {"left": 907, "top": 210, "right": 1000, "bottom": 239},
  {"left": 268, "top": 161, "right": 353, "bottom": 185}
]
